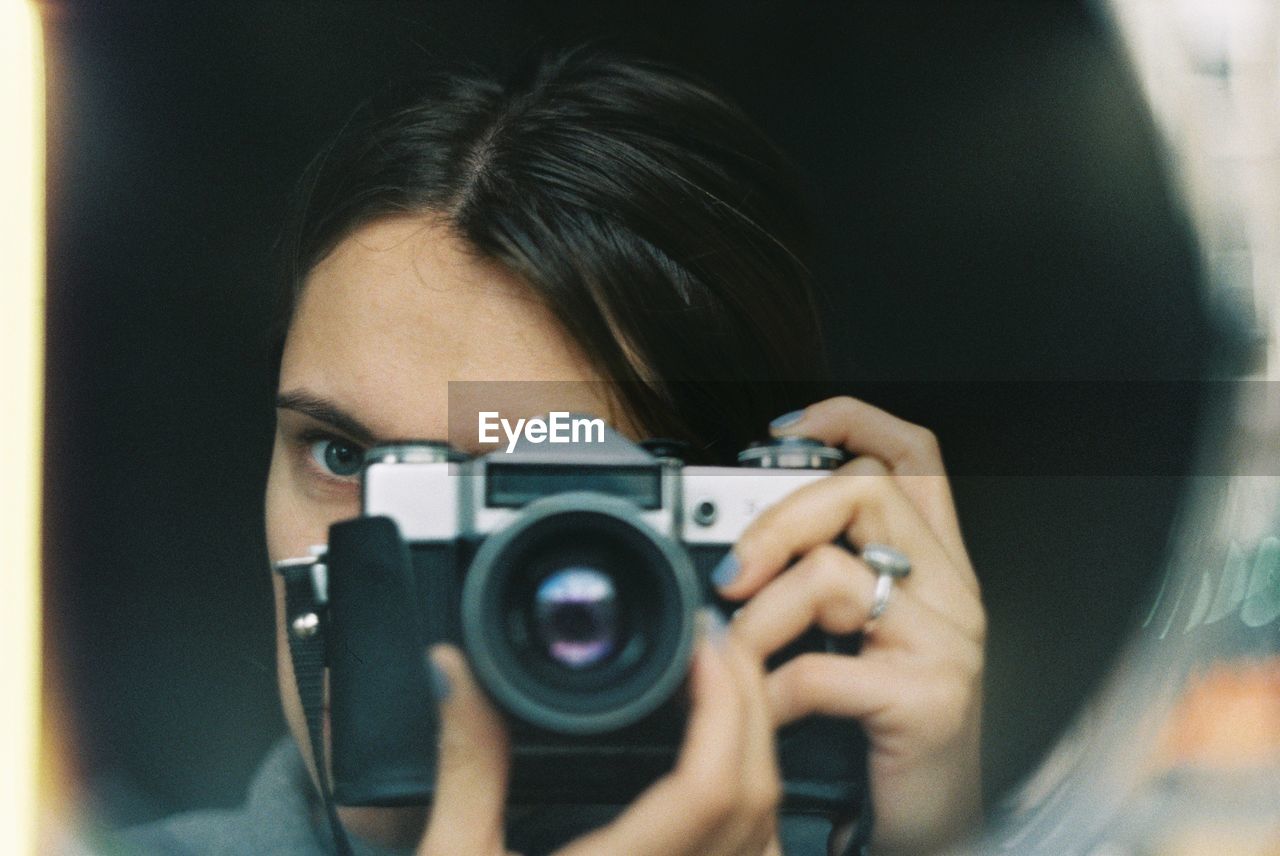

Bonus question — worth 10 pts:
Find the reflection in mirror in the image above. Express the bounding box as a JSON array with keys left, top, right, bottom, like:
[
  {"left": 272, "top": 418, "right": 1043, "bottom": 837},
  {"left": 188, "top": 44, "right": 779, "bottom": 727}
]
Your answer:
[
  {"left": 965, "top": 3, "right": 1280, "bottom": 852},
  {"left": 34, "top": 2, "right": 1278, "bottom": 854}
]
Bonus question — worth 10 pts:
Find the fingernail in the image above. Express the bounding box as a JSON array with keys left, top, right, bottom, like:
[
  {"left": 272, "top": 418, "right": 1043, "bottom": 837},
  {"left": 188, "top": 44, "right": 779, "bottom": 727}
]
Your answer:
[
  {"left": 710, "top": 552, "right": 740, "bottom": 588},
  {"left": 425, "top": 651, "right": 451, "bottom": 702},
  {"left": 698, "top": 608, "right": 728, "bottom": 647},
  {"left": 769, "top": 409, "right": 806, "bottom": 431}
]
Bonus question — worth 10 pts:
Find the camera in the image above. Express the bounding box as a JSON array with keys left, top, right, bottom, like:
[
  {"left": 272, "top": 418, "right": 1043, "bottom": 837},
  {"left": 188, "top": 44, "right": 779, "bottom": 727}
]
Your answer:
[{"left": 276, "top": 422, "right": 867, "bottom": 812}]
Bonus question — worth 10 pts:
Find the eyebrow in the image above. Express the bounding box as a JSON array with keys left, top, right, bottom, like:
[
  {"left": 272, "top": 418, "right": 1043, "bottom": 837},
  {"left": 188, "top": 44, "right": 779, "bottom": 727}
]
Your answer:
[{"left": 275, "top": 390, "right": 378, "bottom": 446}]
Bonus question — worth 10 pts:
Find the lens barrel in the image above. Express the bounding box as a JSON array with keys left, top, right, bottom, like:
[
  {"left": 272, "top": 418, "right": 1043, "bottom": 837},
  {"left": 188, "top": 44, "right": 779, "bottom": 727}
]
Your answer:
[{"left": 462, "top": 492, "right": 700, "bottom": 735}]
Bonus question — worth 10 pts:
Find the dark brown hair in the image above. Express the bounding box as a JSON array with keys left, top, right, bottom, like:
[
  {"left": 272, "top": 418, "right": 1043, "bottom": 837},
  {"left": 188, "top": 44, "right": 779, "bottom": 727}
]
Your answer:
[{"left": 278, "top": 48, "right": 829, "bottom": 461}]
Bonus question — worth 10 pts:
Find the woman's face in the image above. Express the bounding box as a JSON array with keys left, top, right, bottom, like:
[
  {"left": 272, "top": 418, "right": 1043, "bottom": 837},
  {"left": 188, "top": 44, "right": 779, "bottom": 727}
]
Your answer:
[{"left": 264, "top": 215, "right": 617, "bottom": 810}]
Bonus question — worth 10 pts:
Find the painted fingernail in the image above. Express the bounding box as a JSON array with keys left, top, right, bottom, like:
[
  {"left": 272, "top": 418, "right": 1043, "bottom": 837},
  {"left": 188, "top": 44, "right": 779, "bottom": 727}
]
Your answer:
[
  {"left": 711, "top": 552, "right": 740, "bottom": 588},
  {"left": 425, "top": 651, "right": 451, "bottom": 703},
  {"left": 769, "top": 409, "right": 806, "bottom": 431}
]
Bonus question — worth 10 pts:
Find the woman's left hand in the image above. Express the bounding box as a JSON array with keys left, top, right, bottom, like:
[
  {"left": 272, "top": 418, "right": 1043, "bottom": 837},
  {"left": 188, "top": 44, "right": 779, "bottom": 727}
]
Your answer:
[{"left": 717, "top": 396, "right": 986, "bottom": 856}]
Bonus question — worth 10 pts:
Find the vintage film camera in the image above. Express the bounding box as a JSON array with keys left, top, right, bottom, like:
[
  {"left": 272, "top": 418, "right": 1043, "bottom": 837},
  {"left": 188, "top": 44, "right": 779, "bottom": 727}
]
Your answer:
[{"left": 276, "top": 424, "right": 867, "bottom": 812}]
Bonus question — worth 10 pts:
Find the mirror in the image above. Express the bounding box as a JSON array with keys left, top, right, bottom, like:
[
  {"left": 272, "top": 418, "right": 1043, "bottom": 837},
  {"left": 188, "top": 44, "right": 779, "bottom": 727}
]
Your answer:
[{"left": 40, "top": 1, "right": 1274, "bottom": 852}]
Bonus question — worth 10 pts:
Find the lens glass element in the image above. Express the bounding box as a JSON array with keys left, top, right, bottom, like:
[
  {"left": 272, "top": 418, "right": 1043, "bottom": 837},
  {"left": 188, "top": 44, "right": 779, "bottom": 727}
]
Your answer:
[{"left": 532, "top": 566, "right": 619, "bottom": 669}]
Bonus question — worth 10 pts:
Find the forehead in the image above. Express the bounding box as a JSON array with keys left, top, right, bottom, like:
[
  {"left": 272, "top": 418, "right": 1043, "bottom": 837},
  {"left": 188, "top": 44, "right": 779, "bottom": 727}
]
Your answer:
[{"left": 279, "top": 216, "right": 612, "bottom": 442}]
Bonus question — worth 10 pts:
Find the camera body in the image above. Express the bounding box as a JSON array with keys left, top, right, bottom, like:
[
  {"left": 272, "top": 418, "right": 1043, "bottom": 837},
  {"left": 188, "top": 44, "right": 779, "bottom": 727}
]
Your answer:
[{"left": 281, "top": 424, "right": 867, "bottom": 811}]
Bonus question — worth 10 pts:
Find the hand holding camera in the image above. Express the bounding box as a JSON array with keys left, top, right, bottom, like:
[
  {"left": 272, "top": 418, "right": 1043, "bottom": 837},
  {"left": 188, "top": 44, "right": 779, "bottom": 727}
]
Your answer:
[
  {"left": 725, "top": 397, "right": 985, "bottom": 855},
  {"left": 420, "top": 620, "right": 783, "bottom": 856},
  {"left": 277, "top": 396, "right": 984, "bottom": 856}
]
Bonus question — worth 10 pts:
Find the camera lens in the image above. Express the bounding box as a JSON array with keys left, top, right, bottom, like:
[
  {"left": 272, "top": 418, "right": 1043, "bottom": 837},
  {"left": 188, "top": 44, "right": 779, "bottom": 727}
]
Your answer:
[
  {"left": 532, "top": 566, "right": 619, "bottom": 669},
  {"left": 463, "top": 492, "right": 700, "bottom": 735}
]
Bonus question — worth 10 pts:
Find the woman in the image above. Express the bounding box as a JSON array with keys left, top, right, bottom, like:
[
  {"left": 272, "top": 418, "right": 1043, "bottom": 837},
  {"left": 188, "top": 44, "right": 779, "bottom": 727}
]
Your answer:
[{"left": 131, "top": 48, "right": 983, "bottom": 856}]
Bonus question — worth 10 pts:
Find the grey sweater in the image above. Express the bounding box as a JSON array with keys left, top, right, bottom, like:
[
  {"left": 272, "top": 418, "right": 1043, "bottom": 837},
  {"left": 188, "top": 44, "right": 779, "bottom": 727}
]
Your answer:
[{"left": 120, "top": 739, "right": 837, "bottom": 855}]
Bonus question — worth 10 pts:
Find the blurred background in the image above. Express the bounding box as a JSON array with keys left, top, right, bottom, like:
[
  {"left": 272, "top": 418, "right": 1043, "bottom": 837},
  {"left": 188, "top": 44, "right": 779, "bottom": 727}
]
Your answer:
[{"left": 41, "top": 0, "right": 1267, "bottom": 844}]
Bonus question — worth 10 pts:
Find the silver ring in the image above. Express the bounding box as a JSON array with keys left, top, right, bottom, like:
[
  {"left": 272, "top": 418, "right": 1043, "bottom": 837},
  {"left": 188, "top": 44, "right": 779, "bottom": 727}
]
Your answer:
[{"left": 862, "top": 543, "right": 912, "bottom": 622}]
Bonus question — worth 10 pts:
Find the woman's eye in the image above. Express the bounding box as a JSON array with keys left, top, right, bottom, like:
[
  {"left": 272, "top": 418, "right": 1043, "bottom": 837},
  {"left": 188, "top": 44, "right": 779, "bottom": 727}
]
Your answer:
[{"left": 308, "top": 436, "right": 365, "bottom": 478}]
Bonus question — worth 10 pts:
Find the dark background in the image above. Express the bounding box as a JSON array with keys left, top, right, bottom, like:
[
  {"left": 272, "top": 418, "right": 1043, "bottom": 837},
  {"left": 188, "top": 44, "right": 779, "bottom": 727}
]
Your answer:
[{"left": 44, "top": 0, "right": 1229, "bottom": 829}]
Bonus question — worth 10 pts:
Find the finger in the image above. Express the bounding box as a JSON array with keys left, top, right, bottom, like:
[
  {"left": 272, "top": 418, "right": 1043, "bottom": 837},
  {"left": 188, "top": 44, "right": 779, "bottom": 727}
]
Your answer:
[
  {"left": 764, "top": 651, "right": 904, "bottom": 728},
  {"left": 731, "top": 544, "right": 921, "bottom": 658},
  {"left": 770, "top": 397, "right": 966, "bottom": 561},
  {"left": 719, "top": 456, "right": 958, "bottom": 609},
  {"left": 768, "top": 653, "right": 984, "bottom": 852},
  {"left": 419, "top": 645, "right": 510, "bottom": 856},
  {"left": 672, "top": 618, "right": 751, "bottom": 815},
  {"left": 720, "top": 629, "right": 783, "bottom": 851},
  {"left": 762, "top": 650, "right": 979, "bottom": 736},
  {"left": 555, "top": 616, "right": 750, "bottom": 856}
]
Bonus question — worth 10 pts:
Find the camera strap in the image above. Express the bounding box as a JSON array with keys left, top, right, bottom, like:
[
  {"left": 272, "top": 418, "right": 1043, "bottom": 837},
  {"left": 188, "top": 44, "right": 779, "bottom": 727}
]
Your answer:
[{"left": 280, "top": 560, "right": 354, "bottom": 856}]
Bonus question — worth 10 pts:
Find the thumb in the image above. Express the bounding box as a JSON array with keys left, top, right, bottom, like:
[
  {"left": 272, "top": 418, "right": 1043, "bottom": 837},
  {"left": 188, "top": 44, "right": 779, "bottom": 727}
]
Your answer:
[{"left": 418, "top": 644, "right": 511, "bottom": 856}]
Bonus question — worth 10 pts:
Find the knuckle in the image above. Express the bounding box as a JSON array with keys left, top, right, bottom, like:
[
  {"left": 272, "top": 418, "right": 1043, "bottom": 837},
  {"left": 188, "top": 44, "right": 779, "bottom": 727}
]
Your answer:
[
  {"left": 824, "top": 395, "right": 858, "bottom": 414},
  {"left": 801, "top": 546, "right": 849, "bottom": 592},
  {"left": 908, "top": 425, "right": 941, "bottom": 459},
  {"left": 949, "top": 597, "right": 988, "bottom": 649},
  {"left": 809, "top": 542, "right": 848, "bottom": 564},
  {"left": 847, "top": 473, "right": 893, "bottom": 515},
  {"left": 825, "top": 396, "right": 862, "bottom": 425},
  {"left": 954, "top": 636, "right": 986, "bottom": 684},
  {"left": 846, "top": 455, "right": 890, "bottom": 478},
  {"left": 968, "top": 608, "right": 988, "bottom": 649}
]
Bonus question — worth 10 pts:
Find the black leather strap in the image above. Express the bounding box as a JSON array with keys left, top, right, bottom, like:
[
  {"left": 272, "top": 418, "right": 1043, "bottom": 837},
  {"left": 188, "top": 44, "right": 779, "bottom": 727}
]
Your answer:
[{"left": 282, "top": 560, "right": 353, "bottom": 856}]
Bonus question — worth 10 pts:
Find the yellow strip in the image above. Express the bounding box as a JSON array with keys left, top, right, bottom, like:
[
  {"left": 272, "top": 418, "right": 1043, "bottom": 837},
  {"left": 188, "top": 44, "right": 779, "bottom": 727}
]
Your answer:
[{"left": 0, "top": 1, "right": 45, "bottom": 854}]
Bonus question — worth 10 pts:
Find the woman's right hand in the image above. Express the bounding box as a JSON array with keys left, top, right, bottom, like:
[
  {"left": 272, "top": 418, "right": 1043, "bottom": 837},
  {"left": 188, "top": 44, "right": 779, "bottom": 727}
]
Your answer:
[{"left": 416, "top": 613, "right": 783, "bottom": 856}]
